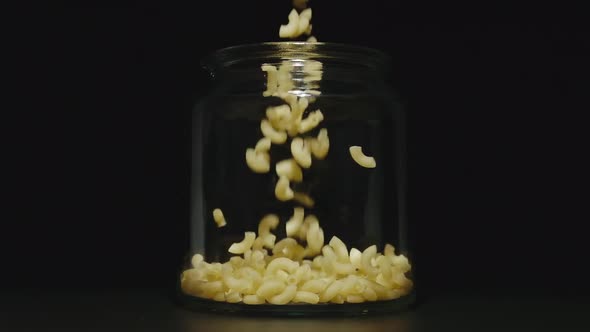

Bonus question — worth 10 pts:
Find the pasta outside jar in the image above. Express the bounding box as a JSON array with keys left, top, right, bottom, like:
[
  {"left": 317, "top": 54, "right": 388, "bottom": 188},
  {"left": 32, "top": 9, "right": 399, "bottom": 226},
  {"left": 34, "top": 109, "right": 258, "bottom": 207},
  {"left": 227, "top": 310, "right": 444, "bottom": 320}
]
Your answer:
[{"left": 178, "top": 42, "right": 415, "bottom": 315}]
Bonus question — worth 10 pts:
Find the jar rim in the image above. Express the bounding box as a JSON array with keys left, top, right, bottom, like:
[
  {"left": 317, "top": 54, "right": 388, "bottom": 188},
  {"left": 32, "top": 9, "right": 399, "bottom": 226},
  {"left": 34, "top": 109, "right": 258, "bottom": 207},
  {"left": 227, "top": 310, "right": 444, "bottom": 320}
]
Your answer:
[{"left": 202, "top": 42, "right": 391, "bottom": 73}]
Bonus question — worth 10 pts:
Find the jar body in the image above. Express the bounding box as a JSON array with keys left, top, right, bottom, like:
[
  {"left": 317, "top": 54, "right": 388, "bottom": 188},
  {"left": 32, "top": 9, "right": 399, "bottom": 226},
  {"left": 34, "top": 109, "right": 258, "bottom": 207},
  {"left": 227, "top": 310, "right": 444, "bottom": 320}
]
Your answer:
[{"left": 178, "top": 43, "right": 414, "bottom": 315}]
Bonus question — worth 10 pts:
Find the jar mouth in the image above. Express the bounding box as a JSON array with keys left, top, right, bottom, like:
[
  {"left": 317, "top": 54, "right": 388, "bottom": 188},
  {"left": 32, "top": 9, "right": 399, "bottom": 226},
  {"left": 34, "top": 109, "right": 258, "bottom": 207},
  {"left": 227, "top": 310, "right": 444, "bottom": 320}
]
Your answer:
[{"left": 202, "top": 42, "right": 391, "bottom": 74}]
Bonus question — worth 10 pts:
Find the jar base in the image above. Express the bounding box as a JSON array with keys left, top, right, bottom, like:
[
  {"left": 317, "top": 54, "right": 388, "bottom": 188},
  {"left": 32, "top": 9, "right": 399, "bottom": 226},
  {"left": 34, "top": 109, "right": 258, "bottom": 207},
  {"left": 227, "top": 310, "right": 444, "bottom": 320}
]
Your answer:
[{"left": 176, "top": 287, "right": 416, "bottom": 317}]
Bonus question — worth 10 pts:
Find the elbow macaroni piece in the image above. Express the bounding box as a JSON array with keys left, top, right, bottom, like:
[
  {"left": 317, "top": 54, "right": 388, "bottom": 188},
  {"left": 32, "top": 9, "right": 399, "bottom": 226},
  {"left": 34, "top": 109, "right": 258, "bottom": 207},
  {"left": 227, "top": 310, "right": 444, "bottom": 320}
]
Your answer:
[
  {"left": 293, "top": 291, "right": 319, "bottom": 304},
  {"left": 245, "top": 148, "right": 270, "bottom": 173},
  {"left": 275, "top": 175, "right": 294, "bottom": 201},
  {"left": 349, "top": 146, "right": 377, "bottom": 168},
  {"left": 291, "top": 137, "right": 312, "bottom": 168},
  {"left": 285, "top": 207, "right": 305, "bottom": 237},
  {"left": 261, "top": 119, "right": 288, "bottom": 144},
  {"left": 256, "top": 278, "right": 286, "bottom": 299},
  {"left": 266, "top": 257, "right": 299, "bottom": 275},
  {"left": 262, "top": 65, "right": 278, "bottom": 97},
  {"left": 306, "top": 217, "right": 324, "bottom": 255},
  {"left": 276, "top": 159, "right": 303, "bottom": 182},
  {"left": 268, "top": 284, "right": 297, "bottom": 304},
  {"left": 298, "top": 109, "right": 324, "bottom": 134},
  {"left": 310, "top": 128, "right": 329, "bottom": 159},
  {"left": 266, "top": 104, "right": 292, "bottom": 131},
  {"left": 293, "top": 192, "right": 315, "bottom": 208},
  {"left": 254, "top": 137, "right": 271, "bottom": 152},
  {"left": 228, "top": 232, "right": 256, "bottom": 254},
  {"left": 328, "top": 236, "right": 349, "bottom": 262},
  {"left": 212, "top": 208, "right": 226, "bottom": 227}
]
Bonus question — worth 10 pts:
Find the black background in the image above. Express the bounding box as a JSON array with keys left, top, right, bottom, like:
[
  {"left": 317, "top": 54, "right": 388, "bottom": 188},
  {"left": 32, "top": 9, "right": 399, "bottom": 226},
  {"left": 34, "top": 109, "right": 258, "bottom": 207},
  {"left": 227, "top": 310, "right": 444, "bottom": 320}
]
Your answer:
[{"left": 6, "top": 2, "right": 589, "bottom": 300}]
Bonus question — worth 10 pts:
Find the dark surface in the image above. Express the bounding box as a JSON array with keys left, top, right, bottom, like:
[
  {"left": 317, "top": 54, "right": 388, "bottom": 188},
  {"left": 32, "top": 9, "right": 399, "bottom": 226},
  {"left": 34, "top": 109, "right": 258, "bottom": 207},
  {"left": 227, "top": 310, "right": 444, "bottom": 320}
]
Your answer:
[{"left": 1, "top": 290, "right": 588, "bottom": 332}]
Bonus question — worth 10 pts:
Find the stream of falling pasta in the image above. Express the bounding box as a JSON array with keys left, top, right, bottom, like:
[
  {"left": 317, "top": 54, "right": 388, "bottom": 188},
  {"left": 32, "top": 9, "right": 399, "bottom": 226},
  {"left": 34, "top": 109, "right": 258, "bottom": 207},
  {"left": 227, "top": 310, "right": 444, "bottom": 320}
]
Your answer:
[{"left": 181, "top": 0, "right": 412, "bottom": 305}]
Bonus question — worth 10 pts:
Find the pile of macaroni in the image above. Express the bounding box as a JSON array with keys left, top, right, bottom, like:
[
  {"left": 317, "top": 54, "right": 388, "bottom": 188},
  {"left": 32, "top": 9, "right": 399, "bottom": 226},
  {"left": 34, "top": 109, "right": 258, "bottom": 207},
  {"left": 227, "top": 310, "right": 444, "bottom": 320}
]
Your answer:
[{"left": 180, "top": 0, "right": 412, "bottom": 305}]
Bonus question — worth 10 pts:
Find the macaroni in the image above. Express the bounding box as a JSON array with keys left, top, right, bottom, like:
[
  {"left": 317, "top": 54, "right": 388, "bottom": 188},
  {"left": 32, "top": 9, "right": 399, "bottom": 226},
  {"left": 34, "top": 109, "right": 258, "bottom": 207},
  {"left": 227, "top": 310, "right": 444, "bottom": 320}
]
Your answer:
[
  {"left": 275, "top": 175, "right": 294, "bottom": 201},
  {"left": 268, "top": 284, "right": 297, "bottom": 304},
  {"left": 261, "top": 119, "right": 287, "bottom": 144},
  {"left": 276, "top": 158, "right": 303, "bottom": 182},
  {"left": 293, "top": 192, "right": 315, "bottom": 208},
  {"left": 228, "top": 232, "right": 256, "bottom": 254},
  {"left": 212, "top": 208, "right": 226, "bottom": 227},
  {"left": 291, "top": 137, "right": 312, "bottom": 168},
  {"left": 349, "top": 146, "right": 377, "bottom": 168},
  {"left": 245, "top": 148, "right": 270, "bottom": 173},
  {"left": 285, "top": 207, "right": 305, "bottom": 237}
]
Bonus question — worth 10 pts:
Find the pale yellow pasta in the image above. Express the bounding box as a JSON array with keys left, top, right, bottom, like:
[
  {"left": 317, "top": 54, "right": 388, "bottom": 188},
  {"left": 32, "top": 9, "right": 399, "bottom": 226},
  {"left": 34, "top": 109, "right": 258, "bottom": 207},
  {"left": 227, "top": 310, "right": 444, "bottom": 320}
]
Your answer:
[
  {"left": 225, "top": 290, "right": 243, "bottom": 303},
  {"left": 328, "top": 236, "right": 349, "bottom": 261},
  {"left": 212, "top": 208, "right": 226, "bottom": 227},
  {"left": 266, "top": 257, "right": 299, "bottom": 275},
  {"left": 346, "top": 295, "right": 365, "bottom": 303},
  {"left": 391, "top": 254, "right": 411, "bottom": 273},
  {"left": 298, "top": 109, "right": 324, "bottom": 134},
  {"left": 258, "top": 214, "right": 279, "bottom": 236},
  {"left": 300, "top": 278, "right": 329, "bottom": 293},
  {"left": 285, "top": 207, "right": 305, "bottom": 237},
  {"left": 261, "top": 119, "right": 287, "bottom": 144},
  {"left": 279, "top": 9, "right": 300, "bottom": 38},
  {"left": 333, "top": 261, "right": 356, "bottom": 275},
  {"left": 275, "top": 175, "right": 294, "bottom": 201},
  {"left": 223, "top": 274, "right": 252, "bottom": 293},
  {"left": 287, "top": 97, "right": 308, "bottom": 136},
  {"left": 297, "top": 214, "right": 317, "bottom": 240},
  {"left": 294, "top": 264, "right": 312, "bottom": 283},
  {"left": 319, "top": 280, "right": 343, "bottom": 302},
  {"left": 349, "top": 146, "right": 376, "bottom": 168},
  {"left": 275, "top": 269, "right": 290, "bottom": 282},
  {"left": 266, "top": 104, "right": 292, "bottom": 131},
  {"left": 306, "top": 217, "right": 324, "bottom": 254},
  {"left": 384, "top": 243, "right": 396, "bottom": 257},
  {"left": 349, "top": 248, "right": 362, "bottom": 269},
  {"left": 376, "top": 255, "right": 393, "bottom": 279},
  {"left": 254, "top": 137, "right": 271, "bottom": 152},
  {"left": 292, "top": 192, "right": 315, "bottom": 208},
  {"left": 297, "top": 12, "right": 311, "bottom": 36},
  {"left": 262, "top": 64, "right": 278, "bottom": 97},
  {"left": 310, "top": 128, "right": 329, "bottom": 159},
  {"left": 229, "top": 256, "right": 244, "bottom": 268},
  {"left": 256, "top": 278, "right": 287, "bottom": 299},
  {"left": 245, "top": 148, "right": 270, "bottom": 173},
  {"left": 391, "top": 272, "right": 413, "bottom": 289},
  {"left": 268, "top": 284, "right": 297, "bottom": 305},
  {"left": 276, "top": 158, "right": 303, "bottom": 182},
  {"left": 329, "top": 294, "right": 344, "bottom": 304},
  {"left": 340, "top": 275, "right": 365, "bottom": 295},
  {"left": 375, "top": 273, "right": 392, "bottom": 288},
  {"left": 293, "top": 291, "right": 320, "bottom": 304},
  {"left": 360, "top": 245, "right": 379, "bottom": 276},
  {"left": 311, "top": 255, "right": 323, "bottom": 270},
  {"left": 307, "top": 36, "right": 317, "bottom": 43},
  {"left": 191, "top": 254, "right": 204, "bottom": 268},
  {"left": 243, "top": 294, "right": 265, "bottom": 305},
  {"left": 362, "top": 287, "right": 378, "bottom": 301},
  {"left": 272, "top": 238, "right": 298, "bottom": 257},
  {"left": 212, "top": 292, "right": 226, "bottom": 302},
  {"left": 290, "top": 137, "right": 312, "bottom": 168},
  {"left": 201, "top": 280, "right": 224, "bottom": 297},
  {"left": 228, "top": 232, "right": 256, "bottom": 254}
]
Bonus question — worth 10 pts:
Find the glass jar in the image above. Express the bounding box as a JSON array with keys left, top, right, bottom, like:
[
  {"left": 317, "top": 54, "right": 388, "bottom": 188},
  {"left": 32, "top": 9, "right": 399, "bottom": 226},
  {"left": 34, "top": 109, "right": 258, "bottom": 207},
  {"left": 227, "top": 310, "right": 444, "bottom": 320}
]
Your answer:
[{"left": 177, "top": 42, "right": 414, "bottom": 315}]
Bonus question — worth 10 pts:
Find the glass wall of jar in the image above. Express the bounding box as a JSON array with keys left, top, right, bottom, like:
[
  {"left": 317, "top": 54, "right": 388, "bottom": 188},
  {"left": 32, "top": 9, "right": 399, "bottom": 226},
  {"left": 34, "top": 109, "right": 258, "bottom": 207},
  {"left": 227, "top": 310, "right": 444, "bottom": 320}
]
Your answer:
[{"left": 178, "top": 42, "right": 414, "bottom": 315}]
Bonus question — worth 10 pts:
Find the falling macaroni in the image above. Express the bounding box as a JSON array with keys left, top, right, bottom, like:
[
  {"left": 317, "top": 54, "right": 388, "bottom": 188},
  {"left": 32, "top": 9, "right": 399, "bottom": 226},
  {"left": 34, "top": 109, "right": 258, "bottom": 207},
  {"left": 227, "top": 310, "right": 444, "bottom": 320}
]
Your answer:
[
  {"left": 349, "top": 146, "right": 377, "bottom": 168},
  {"left": 212, "top": 208, "right": 226, "bottom": 228}
]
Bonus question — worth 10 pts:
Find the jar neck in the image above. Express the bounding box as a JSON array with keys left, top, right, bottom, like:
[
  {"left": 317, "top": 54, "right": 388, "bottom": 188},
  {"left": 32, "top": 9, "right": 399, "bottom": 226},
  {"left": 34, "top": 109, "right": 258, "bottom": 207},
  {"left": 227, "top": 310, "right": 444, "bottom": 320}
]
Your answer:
[{"left": 203, "top": 42, "right": 391, "bottom": 95}]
